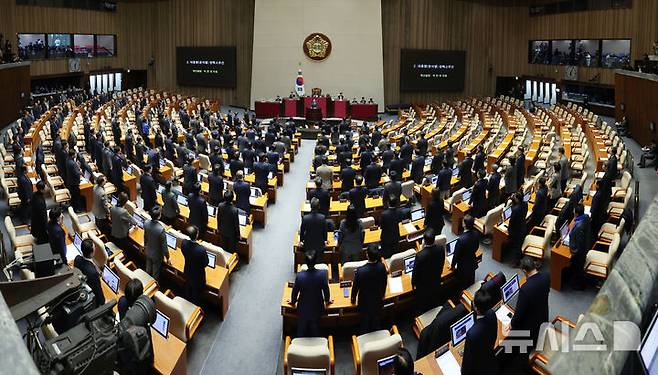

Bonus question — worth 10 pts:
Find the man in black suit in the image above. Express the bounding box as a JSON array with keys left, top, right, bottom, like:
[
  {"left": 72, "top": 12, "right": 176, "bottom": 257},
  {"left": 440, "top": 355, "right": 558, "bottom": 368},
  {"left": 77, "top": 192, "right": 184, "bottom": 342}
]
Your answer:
[
  {"left": 424, "top": 188, "right": 445, "bottom": 235},
  {"left": 451, "top": 215, "right": 480, "bottom": 291},
  {"left": 351, "top": 244, "right": 388, "bottom": 333},
  {"left": 16, "top": 165, "right": 32, "bottom": 223},
  {"left": 528, "top": 177, "right": 549, "bottom": 230},
  {"left": 140, "top": 165, "right": 157, "bottom": 212},
  {"left": 349, "top": 175, "right": 368, "bottom": 217},
  {"left": 74, "top": 239, "right": 106, "bottom": 307},
  {"left": 497, "top": 186, "right": 522, "bottom": 257},
  {"left": 182, "top": 155, "right": 198, "bottom": 196},
  {"left": 208, "top": 164, "right": 224, "bottom": 206},
  {"left": 458, "top": 156, "right": 474, "bottom": 188},
  {"left": 66, "top": 149, "right": 83, "bottom": 212},
  {"left": 605, "top": 147, "right": 618, "bottom": 181},
  {"left": 411, "top": 151, "right": 426, "bottom": 184},
  {"left": 233, "top": 171, "right": 251, "bottom": 214},
  {"left": 417, "top": 133, "right": 429, "bottom": 157},
  {"left": 359, "top": 147, "right": 374, "bottom": 171},
  {"left": 589, "top": 179, "right": 610, "bottom": 235},
  {"left": 437, "top": 162, "right": 453, "bottom": 199},
  {"left": 412, "top": 229, "right": 445, "bottom": 314},
  {"left": 188, "top": 183, "right": 209, "bottom": 235},
  {"left": 516, "top": 147, "right": 526, "bottom": 188},
  {"left": 229, "top": 150, "right": 245, "bottom": 179},
  {"left": 487, "top": 164, "right": 502, "bottom": 209},
  {"left": 383, "top": 171, "right": 402, "bottom": 207},
  {"left": 461, "top": 289, "right": 499, "bottom": 375},
  {"left": 511, "top": 256, "right": 550, "bottom": 350},
  {"left": 470, "top": 169, "right": 488, "bottom": 218},
  {"left": 253, "top": 153, "right": 270, "bottom": 194},
  {"left": 569, "top": 203, "right": 591, "bottom": 290},
  {"left": 289, "top": 250, "right": 332, "bottom": 337},
  {"left": 340, "top": 160, "right": 356, "bottom": 192},
  {"left": 400, "top": 137, "right": 414, "bottom": 165},
  {"left": 147, "top": 147, "right": 161, "bottom": 173},
  {"left": 389, "top": 153, "right": 406, "bottom": 181},
  {"left": 445, "top": 142, "right": 456, "bottom": 168},
  {"left": 218, "top": 191, "right": 241, "bottom": 254},
  {"left": 181, "top": 226, "right": 209, "bottom": 305},
  {"left": 300, "top": 198, "right": 328, "bottom": 254},
  {"left": 307, "top": 177, "right": 330, "bottom": 217},
  {"left": 30, "top": 181, "right": 49, "bottom": 244},
  {"left": 473, "top": 146, "right": 486, "bottom": 173},
  {"left": 382, "top": 144, "right": 395, "bottom": 170},
  {"left": 364, "top": 159, "right": 383, "bottom": 191},
  {"left": 110, "top": 146, "right": 127, "bottom": 190},
  {"left": 380, "top": 195, "right": 403, "bottom": 258}
]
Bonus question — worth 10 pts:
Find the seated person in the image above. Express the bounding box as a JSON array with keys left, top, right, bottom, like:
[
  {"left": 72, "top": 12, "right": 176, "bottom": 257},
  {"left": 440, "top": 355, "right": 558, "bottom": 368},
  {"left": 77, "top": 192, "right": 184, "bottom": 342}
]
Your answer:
[
  {"left": 118, "top": 279, "right": 144, "bottom": 320},
  {"left": 639, "top": 139, "right": 657, "bottom": 168}
]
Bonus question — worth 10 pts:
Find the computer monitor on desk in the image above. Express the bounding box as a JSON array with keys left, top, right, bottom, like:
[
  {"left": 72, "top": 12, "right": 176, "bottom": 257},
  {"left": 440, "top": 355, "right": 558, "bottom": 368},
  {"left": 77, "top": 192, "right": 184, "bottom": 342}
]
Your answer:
[
  {"left": 102, "top": 266, "right": 120, "bottom": 294},
  {"left": 452, "top": 167, "right": 459, "bottom": 176},
  {"left": 207, "top": 251, "right": 216, "bottom": 269},
  {"left": 152, "top": 310, "right": 170, "bottom": 338},
  {"left": 523, "top": 191, "right": 531, "bottom": 203},
  {"left": 176, "top": 194, "right": 188, "bottom": 206},
  {"left": 250, "top": 187, "right": 261, "bottom": 198},
  {"left": 132, "top": 214, "right": 145, "bottom": 229},
  {"left": 446, "top": 238, "right": 458, "bottom": 263},
  {"left": 165, "top": 232, "right": 177, "bottom": 250},
  {"left": 126, "top": 166, "right": 133, "bottom": 175},
  {"left": 238, "top": 212, "right": 247, "bottom": 226},
  {"left": 450, "top": 312, "right": 476, "bottom": 347},
  {"left": 501, "top": 274, "right": 520, "bottom": 304},
  {"left": 462, "top": 189, "right": 472, "bottom": 203},
  {"left": 110, "top": 195, "right": 118, "bottom": 206},
  {"left": 376, "top": 354, "right": 395, "bottom": 375},
  {"left": 639, "top": 309, "right": 658, "bottom": 375},
  {"left": 560, "top": 222, "right": 570, "bottom": 246},
  {"left": 501, "top": 206, "right": 512, "bottom": 223},
  {"left": 403, "top": 256, "right": 415, "bottom": 274},
  {"left": 410, "top": 208, "right": 425, "bottom": 222},
  {"left": 207, "top": 205, "right": 217, "bottom": 217}
]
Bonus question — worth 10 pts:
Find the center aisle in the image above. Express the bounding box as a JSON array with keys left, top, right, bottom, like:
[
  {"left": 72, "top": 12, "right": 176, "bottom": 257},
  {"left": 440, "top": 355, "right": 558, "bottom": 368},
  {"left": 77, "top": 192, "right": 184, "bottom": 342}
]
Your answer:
[{"left": 198, "top": 140, "right": 315, "bottom": 375}]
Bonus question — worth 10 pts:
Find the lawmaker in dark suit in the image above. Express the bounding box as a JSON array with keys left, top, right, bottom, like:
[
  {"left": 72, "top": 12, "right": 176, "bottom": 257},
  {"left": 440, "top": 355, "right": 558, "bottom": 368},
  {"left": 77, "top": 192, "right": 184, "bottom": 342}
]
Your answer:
[
  {"left": 487, "top": 165, "right": 502, "bottom": 209},
  {"left": 511, "top": 257, "right": 550, "bottom": 349},
  {"left": 66, "top": 149, "right": 83, "bottom": 211},
  {"left": 508, "top": 192, "right": 528, "bottom": 263},
  {"left": 469, "top": 170, "right": 488, "bottom": 218},
  {"left": 349, "top": 175, "right": 368, "bottom": 217},
  {"left": 140, "top": 165, "right": 157, "bottom": 212},
  {"left": 569, "top": 203, "right": 591, "bottom": 290},
  {"left": 47, "top": 208, "right": 67, "bottom": 263},
  {"left": 364, "top": 161, "right": 383, "bottom": 190},
  {"left": 111, "top": 147, "right": 127, "bottom": 189},
  {"left": 351, "top": 245, "right": 388, "bottom": 333},
  {"left": 412, "top": 229, "right": 446, "bottom": 314},
  {"left": 528, "top": 178, "right": 549, "bottom": 230},
  {"left": 290, "top": 250, "right": 331, "bottom": 337},
  {"left": 307, "top": 177, "right": 330, "bottom": 217},
  {"left": 380, "top": 196, "right": 403, "bottom": 258},
  {"left": 300, "top": 198, "right": 328, "bottom": 254},
  {"left": 31, "top": 181, "right": 49, "bottom": 244},
  {"left": 411, "top": 154, "right": 426, "bottom": 184},
  {"left": 437, "top": 163, "right": 453, "bottom": 199},
  {"left": 74, "top": 239, "right": 106, "bottom": 307},
  {"left": 340, "top": 163, "right": 356, "bottom": 192},
  {"left": 458, "top": 157, "right": 474, "bottom": 188},
  {"left": 16, "top": 165, "right": 33, "bottom": 223},
  {"left": 253, "top": 154, "right": 270, "bottom": 194},
  {"left": 181, "top": 226, "right": 209, "bottom": 305},
  {"left": 147, "top": 147, "right": 161, "bottom": 173},
  {"left": 208, "top": 164, "right": 224, "bottom": 206},
  {"left": 144, "top": 206, "right": 170, "bottom": 283},
  {"left": 233, "top": 171, "right": 251, "bottom": 214},
  {"left": 182, "top": 157, "right": 198, "bottom": 196},
  {"left": 383, "top": 172, "right": 402, "bottom": 207},
  {"left": 424, "top": 188, "right": 445, "bottom": 235},
  {"left": 451, "top": 215, "right": 480, "bottom": 290},
  {"left": 188, "top": 183, "right": 209, "bottom": 235},
  {"left": 516, "top": 147, "right": 526, "bottom": 188},
  {"left": 473, "top": 146, "right": 486, "bottom": 173},
  {"left": 461, "top": 289, "right": 499, "bottom": 375},
  {"left": 218, "top": 191, "right": 241, "bottom": 254}
]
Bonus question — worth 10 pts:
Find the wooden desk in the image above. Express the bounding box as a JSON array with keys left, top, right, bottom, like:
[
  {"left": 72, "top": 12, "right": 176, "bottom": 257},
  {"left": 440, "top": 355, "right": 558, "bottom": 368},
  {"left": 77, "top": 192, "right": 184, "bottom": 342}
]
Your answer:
[
  {"left": 123, "top": 171, "right": 138, "bottom": 201},
  {"left": 79, "top": 181, "right": 94, "bottom": 212},
  {"left": 451, "top": 201, "right": 469, "bottom": 235},
  {"left": 550, "top": 240, "right": 572, "bottom": 291}
]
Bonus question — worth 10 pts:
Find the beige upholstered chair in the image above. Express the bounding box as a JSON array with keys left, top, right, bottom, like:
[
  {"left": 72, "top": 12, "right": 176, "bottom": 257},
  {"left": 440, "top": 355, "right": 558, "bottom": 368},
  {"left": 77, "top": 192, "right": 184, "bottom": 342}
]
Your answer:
[
  {"left": 529, "top": 316, "right": 576, "bottom": 374},
  {"left": 607, "top": 187, "right": 633, "bottom": 217},
  {"left": 351, "top": 326, "right": 402, "bottom": 375},
  {"left": 474, "top": 204, "right": 504, "bottom": 236},
  {"left": 401, "top": 180, "right": 415, "bottom": 200},
  {"left": 359, "top": 217, "right": 376, "bottom": 230},
  {"left": 385, "top": 249, "right": 416, "bottom": 274},
  {"left": 284, "top": 336, "right": 335, "bottom": 375},
  {"left": 585, "top": 233, "right": 621, "bottom": 279},
  {"left": 199, "top": 240, "right": 239, "bottom": 274},
  {"left": 298, "top": 263, "right": 331, "bottom": 281},
  {"left": 434, "top": 234, "right": 447, "bottom": 248},
  {"left": 521, "top": 219, "right": 556, "bottom": 260},
  {"left": 199, "top": 154, "right": 211, "bottom": 171},
  {"left": 339, "top": 260, "right": 368, "bottom": 282},
  {"left": 113, "top": 257, "right": 158, "bottom": 295},
  {"left": 413, "top": 303, "right": 447, "bottom": 338},
  {"left": 68, "top": 206, "right": 100, "bottom": 237},
  {"left": 153, "top": 290, "right": 204, "bottom": 342},
  {"left": 444, "top": 187, "right": 467, "bottom": 213},
  {"left": 598, "top": 218, "right": 625, "bottom": 242},
  {"left": 4, "top": 216, "right": 34, "bottom": 258}
]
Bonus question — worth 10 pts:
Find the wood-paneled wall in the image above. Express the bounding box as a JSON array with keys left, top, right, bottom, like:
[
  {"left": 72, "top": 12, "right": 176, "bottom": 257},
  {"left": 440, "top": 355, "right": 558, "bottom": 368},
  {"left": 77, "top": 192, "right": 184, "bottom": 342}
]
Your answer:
[
  {"left": 381, "top": 0, "right": 528, "bottom": 104},
  {"left": 615, "top": 72, "right": 658, "bottom": 144},
  {"left": 0, "top": 2, "right": 153, "bottom": 76},
  {"left": 524, "top": 0, "right": 658, "bottom": 85},
  {"left": 0, "top": 63, "right": 31, "bottom": 128}
]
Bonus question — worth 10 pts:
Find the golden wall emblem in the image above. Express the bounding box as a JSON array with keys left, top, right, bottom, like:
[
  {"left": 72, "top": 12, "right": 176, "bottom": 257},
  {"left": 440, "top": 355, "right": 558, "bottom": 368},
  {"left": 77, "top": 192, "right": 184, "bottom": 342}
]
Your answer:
[{"left": 303, "top": 33, "right": 332, "bottom": 61}]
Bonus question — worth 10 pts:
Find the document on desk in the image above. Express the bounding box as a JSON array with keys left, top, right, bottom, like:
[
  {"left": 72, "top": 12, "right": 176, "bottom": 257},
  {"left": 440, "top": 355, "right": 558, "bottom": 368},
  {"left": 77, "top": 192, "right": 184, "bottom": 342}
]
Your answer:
[
  {"left": 496, "top": 304, "right": 513, "bottom": 327},
  {"left": 403, "top": 223, "right": 417, "bottom": 233},
  {"left": 388, "top": 277, "right": 403, "bottom": 294},
  {"left": 436, "top": 351, "right": 461, "bottom": 374},
  {"left": 584, "top": 205, "right": 591, "bottom": 216}
]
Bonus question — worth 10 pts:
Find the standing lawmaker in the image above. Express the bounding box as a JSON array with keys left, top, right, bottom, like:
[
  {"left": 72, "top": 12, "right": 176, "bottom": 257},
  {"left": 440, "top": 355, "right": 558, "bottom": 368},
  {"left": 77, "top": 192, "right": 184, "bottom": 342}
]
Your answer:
[
  {"left": 181, "top": 226, "right": 209, "bottom": 305},
  {"left": 351, "top": 245, "right": 388, "bottom": 333},
  {"left": 289, "top": 250, "right": 332, "bottom": 337}
]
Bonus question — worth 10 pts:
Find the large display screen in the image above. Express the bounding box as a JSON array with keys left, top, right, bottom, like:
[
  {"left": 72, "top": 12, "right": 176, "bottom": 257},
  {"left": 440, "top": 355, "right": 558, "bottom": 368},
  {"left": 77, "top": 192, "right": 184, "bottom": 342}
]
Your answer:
[
  {"left": 602, "top": 39, "right": 631, "bottom": 68},
  {"left": 574, "top": 39, "right": 600, "bottom": 67},
  {"left": 47, "top": 33, "right": 72, "bottom": 58},
  {"left": 73, "top": 34, "right": 94, "bottom": 57},
  {"left": 176, "top": 47, "right": 237, "bottom": 88},
  {"left": 528, "top": 40, "right": 551, "bottom": 64},
  {"left": 95, "top": 35, "right": 116, "bottom": 57},
  {"left": 17, "top": 33, "right": 46, "bottom": 60},
  {"left": 400, "top": 49, "right": 466, "bottom": 92}
]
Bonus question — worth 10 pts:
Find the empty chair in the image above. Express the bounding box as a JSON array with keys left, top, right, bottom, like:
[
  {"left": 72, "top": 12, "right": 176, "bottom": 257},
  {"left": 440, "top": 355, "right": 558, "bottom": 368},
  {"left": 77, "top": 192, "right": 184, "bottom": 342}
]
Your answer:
[
  {"left": 597, "top": 218, "right": 625, "bottom": 242},
  {"left": 113, "top": 257, "right": 158, "bottom": 295},
  {"left": 474, "top": 204, "right": 504, "bottom": 237},
  {"left": 351, "top": 326, "right": 402, "bottom": 375},
  {"left": 5, "top": 216, "right": 34, "bottom": 258},
  {"left": 611, "top": 171, "right": 632, "bottom": 197},
  {"left": 401, "top": 180, "right": 415, "bottom": 201},
  {"left": 284, "top": 336, "right": 335, "bottom": 375},
  {"left": 153, "top": 290, "right": 204, "bottom": 342},
  {"left": 199, "top": 154, "right": 211, "bottom": 171},
  {"left": 68, "top": 206, "right": 100, "bottom": 237},
  {"left": 434, "top": 234, "right": 447, "bottom": 248},
  {"left": 199, "top": 240, "right": 239, "bottom": 273},
  {"left": 584, "top": 233, "right": 621, "bottom": 279},
  {"left": 299, "top": 263, "right": 331, "bottom": 281},
  {"left": 359, "top": 217, "right": 376, "bottom": 230},
  {"left": 529, "top": 316, "right": 577, "bottom": 373},
  {"left": 444, "top": 187, "right": 467, "bottom": 213},
  {"left": 86, "top": 232, "right": 112, "bottom": 269},
  {"left": 339, "top": 260, "right": 368, "bottom": 282},
  {"left": 0, "top": 179, "right": 21, "bottom": 208},
  {"left": 607, "top": 187, "right": 633, "bottom": 217},
  {"left": 521, "top": 218, "right": 556, "bottom": 260}
]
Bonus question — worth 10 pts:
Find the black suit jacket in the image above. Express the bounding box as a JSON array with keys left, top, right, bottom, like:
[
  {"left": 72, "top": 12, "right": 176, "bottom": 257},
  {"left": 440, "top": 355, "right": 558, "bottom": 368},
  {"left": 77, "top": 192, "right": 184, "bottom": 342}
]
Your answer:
[
  {"left": 291, "top": 268, "right": 330, "bottom": 321},
  {"left": 411, "top": 156, "right": 425, "bottom": 184},
  {"left": 417, "top": 138, "right": 429, "bottom": 157},
  {"left": 389, "top": 158, "right": 405, "bottom": 180},
  {"left": 74, "top": 256, "right": 105, "bottom": 307},
  {"left": 511, "top": 272, "right": 550, "bottom": 346},
  {"left": 530, "top": 186, "right": 548, "bottom": 225},
  {"left": 487, "top": 172, "right": 501, "bottom": 206},
  {"left": 208, "top": 172, "right": 224, "bottom": 203},
  {"left": 300, "top": 212, "right": 327, "bottom": 253},
  {"left": 509, "top": 202, "right": 528, "bottom": 242},
  {"left": 516, "top": 154, "right": 526, "bottom": 187},
  {"left": 233, "top": 180, "right": 251, "bottom": 213},
  {"left": 459, "top": 158, "right": 473, "bottom": 187},
  {"left": 380, "top": 207, "right": 402, "bottom": 255},
  {"left": 461, "top": 310, "right": 499, "bottom": 375},
  {"left": 253, "top": 161, "right": 270, "bottom": 191},
  {"left": 412, "top": 244, "right": 445, "bottom": 303},
  {"left": 140, "top": 173, "right": 157, "bottom": 210},
  {"left": 65, "top": 157, "right": 81, "bottom": 187},
  {"left": 383, "top": 180, "right": 402, "bottom": 205},
  {"left": 473, "top": 151, "right": 486, "bottom": 173},
  {"left": 382, "top": 149, "right": 395, "bottom": 169},
  {"left": 400, "top": 143, "right": 413, "bottom": 164},
  {"left": 308, "top": 187, "right": 330, "bottom": 216},
  {"left": 340, "top": 167, "right": 356, "bottom": 191},
  {"left": 188, "top": 193, "right": 209, "bottom": 230},
  {"left": 229, "top": 158, "right": 245, "bottom": 179},
  {"left": 424, "top": 198, "right": 445, "bottom": 234},
  {"left": 17, "top": 174, "right": 33, "bottom": 203},
  {"left": 181, "top": 239, "right": 208, "bottom": 287},
  {"left": 451, "top": 230, "right": 480, "bottom": 280},
  {"left": 352, "top": 261, "right": 388, "bottom": 314},
  {"left": 470, "top": 178, "right": 488, "bottom": 218},
  {"left": 349, "top": 186, "right": 368, "bottom": 216},
  {"left": 218, "top": 201, "right": 240, "bottom": 240},
  {"left": 30, "top": 192, "right": 48, "bottom": 241},
  {"left": 364, "top": 163, "right": 383, "bottom": 189},
  {"left": 183, "top": 164, "right": 198, "bottom": 191}
]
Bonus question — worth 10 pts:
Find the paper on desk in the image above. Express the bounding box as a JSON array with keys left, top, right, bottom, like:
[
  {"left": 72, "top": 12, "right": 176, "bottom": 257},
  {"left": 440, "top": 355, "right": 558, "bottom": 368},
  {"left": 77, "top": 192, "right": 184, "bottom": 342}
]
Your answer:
[
  {"left": 388, "top": 277, "right": 403, "bottom": 294},
  {"left": 436, "top": 351, "right": 461, "bottom": 375},
  {"left": 585, "top": 205, "right": 591, "bottom": 216},
  {"left": 496, "top": 304, "right": 513, "bottom": 327},
  {"left": 403, "top": 223, "right": 417, "bottom": 233}
]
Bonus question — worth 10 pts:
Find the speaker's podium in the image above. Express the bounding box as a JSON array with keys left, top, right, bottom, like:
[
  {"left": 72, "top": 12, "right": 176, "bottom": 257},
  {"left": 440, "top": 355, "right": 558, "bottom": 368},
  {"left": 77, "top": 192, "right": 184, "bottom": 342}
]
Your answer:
[{"left": 304, "top": 96, "right": 327, "bottom": 119}]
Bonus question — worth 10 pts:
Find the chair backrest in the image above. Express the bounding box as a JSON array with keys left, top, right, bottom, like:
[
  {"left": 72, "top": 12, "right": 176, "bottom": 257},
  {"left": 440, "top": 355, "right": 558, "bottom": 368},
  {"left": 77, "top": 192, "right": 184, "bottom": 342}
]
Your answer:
[
  {"left": 388, "top": 249, "right": 416, "bottom": 274},
  {"left": 88, "top": 232, "right": 109, "bottom": 269},
  {"left": 401, "top": 180, "right": 415, "bottom": 199},
  {"left": 201, "top": 241, "right": 229, "bottom": 268},
  {"left": 359, "top": 217, "right": 375, "bottom": 230},
  {"left": 199, "top": 154, "right": 211, "bottom": 171},
  {"left": 113, "top": 258, "right": 133, "bottom": 291},
  {"left": 361, "top": 333, "right": 403, "bottom": 375},
  {"left": 153, "top": 291, "right": 190, "bottom": 342},
  {"left": 608, "top": 233, "right": 622, "bottom": 258},
  {"left": 620, "top": 171, "right": 631, "bottom": 188},
  {"left": 68, "top": 206, "right": 82, "bottom": 234},
  {"left": 434, "top": 234, "right": 447, "bottom": 248},
  {"left": 484, "top": 204, "right": 505, "bottom": 233},
  {"left": 342, "top": 260, "right": 368, "bottom": 282},
  {"left": 287, "top": 337, "right": 331, "bottom": 375},
  {"left": 125, "top": 201, "right": 137, "bottom": 215},
  {"left": 4, "top": 216, "right": 17, "bottom": 246}
]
